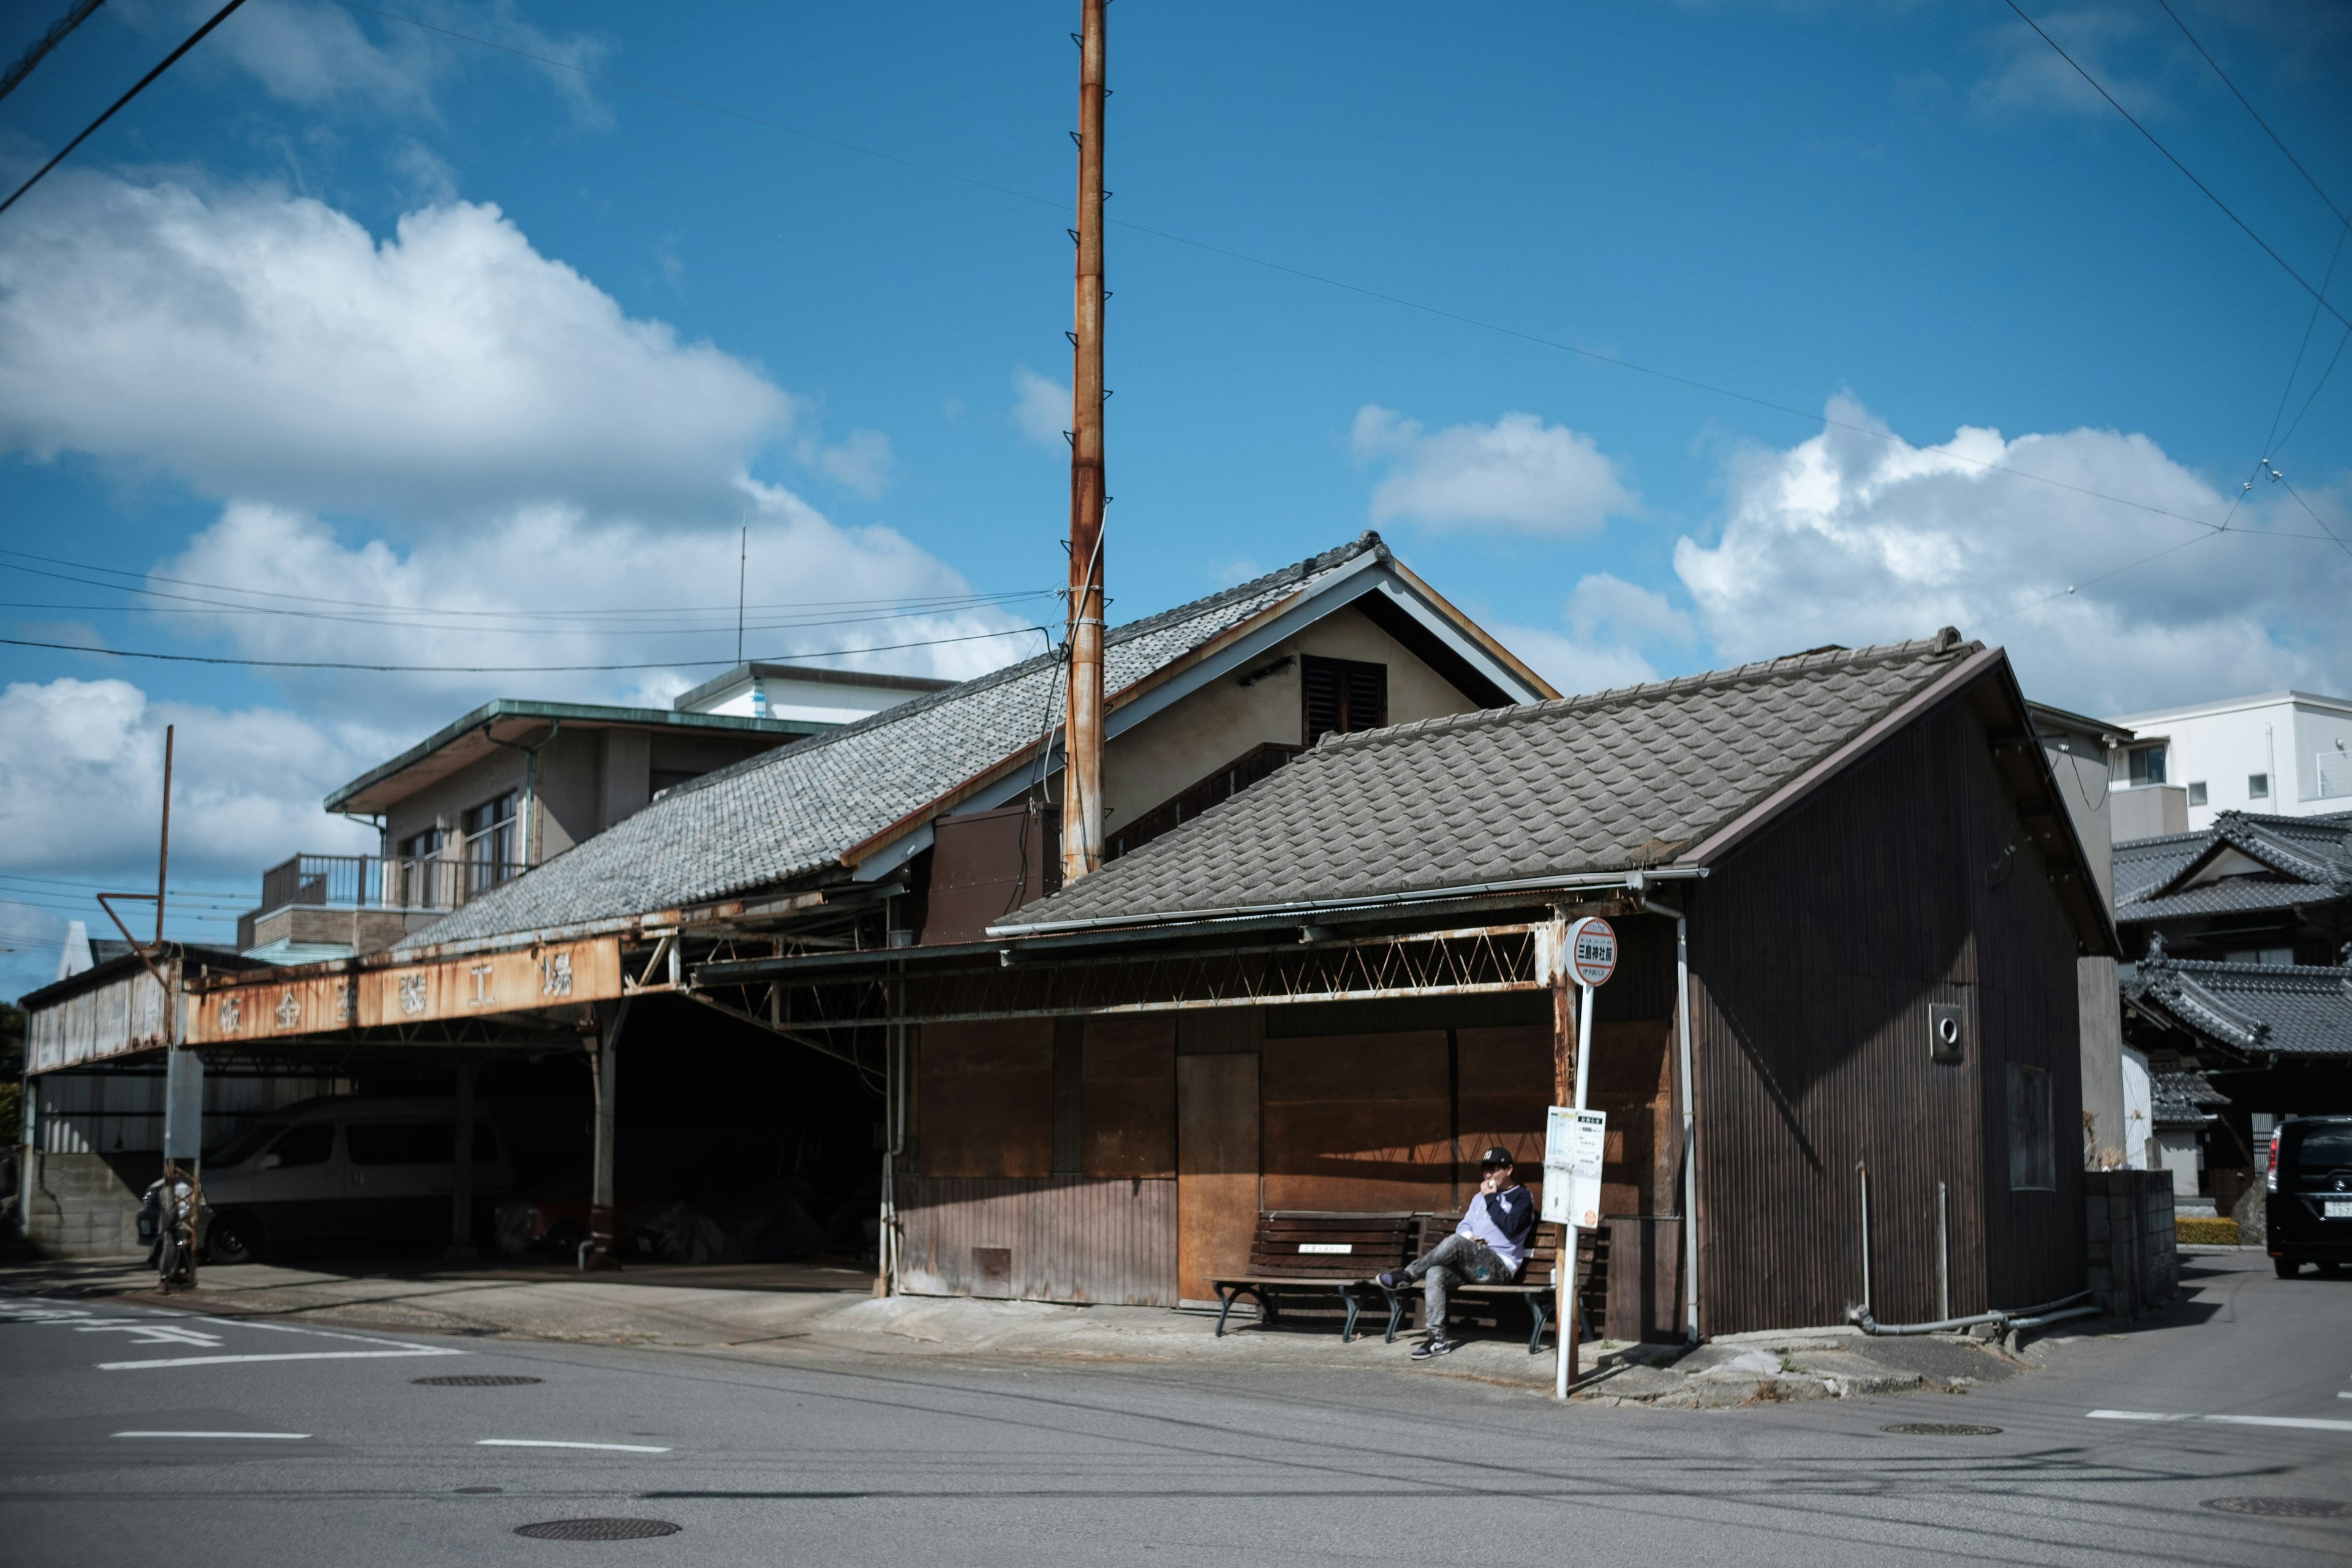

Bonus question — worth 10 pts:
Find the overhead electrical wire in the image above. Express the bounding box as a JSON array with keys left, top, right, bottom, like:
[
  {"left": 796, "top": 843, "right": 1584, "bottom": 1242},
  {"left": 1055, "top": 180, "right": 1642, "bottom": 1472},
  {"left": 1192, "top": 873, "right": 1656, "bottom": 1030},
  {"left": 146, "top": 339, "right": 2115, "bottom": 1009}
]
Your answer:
[
  {"left": 0, "top": 0, "right": 110, "bottom": 105},
  {"left": 0, "top": 623, "right": 1055, "bottom": 674},
  {"left": 323, "top": 0, "right": 2293, "bottom": 542},
  {"left": 0, "top": 0, "right": 246, "bottom": 219},
  {"left": 2001, "top": 0, "right": 2346, "bottom": 330},
  {"left": 2152, "top": 0, "right": 2347, "bottom": 230}
]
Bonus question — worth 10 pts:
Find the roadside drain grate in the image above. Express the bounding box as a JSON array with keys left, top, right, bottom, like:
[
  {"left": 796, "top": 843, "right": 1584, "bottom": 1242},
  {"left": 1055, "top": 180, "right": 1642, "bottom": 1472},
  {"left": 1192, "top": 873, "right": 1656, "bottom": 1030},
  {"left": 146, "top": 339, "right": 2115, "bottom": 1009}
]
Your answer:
[
  {"left": 515, "top": 1519, "right": 682, "bottom": 1541},
  {"left": 2200, "top": 1498, "right": 2349, "bottom": 1519},
  {"left": 453, "top": 1487, "right": 505, "bottom": 1495},
  {"left": 415, "top": 1375, "right": 545, "bottom": 1387},
  {"left": 1882, "top": 1423, "right": 2003, "bottom": 1436}
]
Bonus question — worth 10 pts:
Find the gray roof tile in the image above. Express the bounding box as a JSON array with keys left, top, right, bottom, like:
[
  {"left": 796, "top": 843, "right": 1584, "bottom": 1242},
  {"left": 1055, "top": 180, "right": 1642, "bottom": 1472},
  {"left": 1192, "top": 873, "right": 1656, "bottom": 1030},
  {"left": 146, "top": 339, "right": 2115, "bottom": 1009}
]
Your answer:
[
  {"left": 2125, "top": 951, "right": 2352, "bottom": 1060},
  {"left": 2114, "top": 811, "right": 2352, "bottom": 924},
  {"left": 401, "top": 534, "right": 1386, "bottom": 946},
  {"left": 1000, "top": 633, "right": 1979, "bottom": 929}
]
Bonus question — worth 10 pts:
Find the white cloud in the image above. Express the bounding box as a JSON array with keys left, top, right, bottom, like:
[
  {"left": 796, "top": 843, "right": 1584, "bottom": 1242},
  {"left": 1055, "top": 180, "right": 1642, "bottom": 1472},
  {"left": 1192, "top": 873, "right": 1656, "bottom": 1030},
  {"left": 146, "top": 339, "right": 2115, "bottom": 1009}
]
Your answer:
[
  {"left": 1351, "top": 407, "right": 1634, "bottom": 535},
  {"left": 1011, "top": 367, "right": 1071, "bottom": 448},
  {"left": 1672, "top": 396, "right": 2352, "bottom": 714},
  {"left": 1491, "top": 574, "right": 1696, "bottom": 698},
  {"left": 0, "top": 173, "right": 795, "bottom": 519},
  {"left": 804, "top": 429, "right": 896, "bottom": 497},
  {"left": 126, "top": 0, "right": 609, "bottom": 121},
  {"left": 0, "top": 677, "right": 377, "bottom": 883},
  {"left": 1970, "top": 8, "right": 2164, "bottom": 121},
  {"left": 150, "top": 491, "right": 1043, "bottom": 722}
]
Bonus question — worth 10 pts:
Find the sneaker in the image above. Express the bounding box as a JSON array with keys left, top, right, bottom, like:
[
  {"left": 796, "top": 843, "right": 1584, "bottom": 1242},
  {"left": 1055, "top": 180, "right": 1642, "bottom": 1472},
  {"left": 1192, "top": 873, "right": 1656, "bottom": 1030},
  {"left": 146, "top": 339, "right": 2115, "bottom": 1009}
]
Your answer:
[
  {"left": 1410, "top": 1336, "right": 1455, "bottom": 1360},
  {"left": 1375, "top": 1270, "right": 1409, "bottom": 1290}
]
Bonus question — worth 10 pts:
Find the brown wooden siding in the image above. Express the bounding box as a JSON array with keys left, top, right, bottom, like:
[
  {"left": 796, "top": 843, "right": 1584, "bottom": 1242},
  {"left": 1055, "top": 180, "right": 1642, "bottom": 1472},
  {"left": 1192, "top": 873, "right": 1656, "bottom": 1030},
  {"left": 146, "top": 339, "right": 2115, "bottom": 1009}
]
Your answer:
[
  {"left": 1686, "top": 692, "right": 2085, "bottom": 1336},
  {"left": 897, "top": 1174, "right": 1177, "bottom": 1305},
  {"left": 1261, "top": 1031, "right": 1452, "bottom": 1212}
]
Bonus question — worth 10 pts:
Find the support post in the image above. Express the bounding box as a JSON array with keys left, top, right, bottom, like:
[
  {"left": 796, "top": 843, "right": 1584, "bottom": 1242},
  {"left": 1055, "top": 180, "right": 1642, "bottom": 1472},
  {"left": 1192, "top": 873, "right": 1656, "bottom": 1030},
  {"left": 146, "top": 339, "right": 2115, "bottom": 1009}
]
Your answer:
[
  {"left": 584, "top": 1000, "right": 628, "bottom": 1270},
  {"left": 1060, "top": 0, "right": 1108, "bottom": 887},
  {"left": 1549, "top": 908, "right": 1577, "bottom": 1399},
  {"left": 446, "top": 1060, "right": 478, "bottom": 1261}
]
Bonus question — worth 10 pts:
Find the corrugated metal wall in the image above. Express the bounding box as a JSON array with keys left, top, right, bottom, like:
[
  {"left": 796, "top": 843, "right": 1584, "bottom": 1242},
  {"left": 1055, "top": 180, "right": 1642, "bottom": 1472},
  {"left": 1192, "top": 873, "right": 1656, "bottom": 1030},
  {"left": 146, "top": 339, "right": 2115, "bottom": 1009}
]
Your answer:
[
  {"left": 1687, "top": 692, "right": 2086, "bottom": 1336},
  {"left": 28, "top": 966, "right": 173, "bottom": 1072},
  {"left": 897, "top": 1174, "right": 1178, "bottom": 1305}
]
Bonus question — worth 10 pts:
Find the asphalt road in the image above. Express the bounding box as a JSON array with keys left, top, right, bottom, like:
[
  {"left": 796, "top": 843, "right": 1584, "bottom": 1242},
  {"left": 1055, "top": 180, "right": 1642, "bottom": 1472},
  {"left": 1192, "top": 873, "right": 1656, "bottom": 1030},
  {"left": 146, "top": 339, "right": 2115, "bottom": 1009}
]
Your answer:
[{"left": 0, "top": 1251, "right": 2343, "bottom": 1566}]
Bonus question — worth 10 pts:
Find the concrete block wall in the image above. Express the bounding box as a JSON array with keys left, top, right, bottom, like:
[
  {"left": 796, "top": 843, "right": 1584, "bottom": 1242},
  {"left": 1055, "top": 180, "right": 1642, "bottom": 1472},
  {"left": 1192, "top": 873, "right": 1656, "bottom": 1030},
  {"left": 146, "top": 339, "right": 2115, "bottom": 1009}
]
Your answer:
[
  {"left": 21, "top": 1150, "right": 156, "bottom": 1259},
  {"left": 2083, "top": 1170, "right": 2177, "bottom": 1318}
]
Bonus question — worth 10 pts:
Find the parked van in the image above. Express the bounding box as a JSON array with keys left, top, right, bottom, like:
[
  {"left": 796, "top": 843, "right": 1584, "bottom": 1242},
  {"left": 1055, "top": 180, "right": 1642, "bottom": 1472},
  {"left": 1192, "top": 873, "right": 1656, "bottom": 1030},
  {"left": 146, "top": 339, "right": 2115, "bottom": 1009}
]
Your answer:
[{"left": 200, "top": 1097, "right": 513, "bottom": 1264}]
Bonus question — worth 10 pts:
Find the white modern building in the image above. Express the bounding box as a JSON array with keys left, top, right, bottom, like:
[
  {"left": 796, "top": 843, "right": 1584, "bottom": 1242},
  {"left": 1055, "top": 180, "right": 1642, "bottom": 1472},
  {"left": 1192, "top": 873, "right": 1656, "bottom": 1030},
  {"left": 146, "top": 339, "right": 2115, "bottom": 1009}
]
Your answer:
[
  {"left": 673, "top": 661, "right": 952, "bottom": 725},
  {"left": 2108, "top": 689, "right": 2352, "bottom": 838}
]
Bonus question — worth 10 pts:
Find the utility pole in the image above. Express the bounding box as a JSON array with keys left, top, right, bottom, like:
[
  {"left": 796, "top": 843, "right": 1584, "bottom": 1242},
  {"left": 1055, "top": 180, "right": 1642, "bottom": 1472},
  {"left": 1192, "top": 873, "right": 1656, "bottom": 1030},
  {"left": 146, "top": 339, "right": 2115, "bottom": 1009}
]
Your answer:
[{"left": 1060, "top": 0, "right": 1108, "bottom": 886}]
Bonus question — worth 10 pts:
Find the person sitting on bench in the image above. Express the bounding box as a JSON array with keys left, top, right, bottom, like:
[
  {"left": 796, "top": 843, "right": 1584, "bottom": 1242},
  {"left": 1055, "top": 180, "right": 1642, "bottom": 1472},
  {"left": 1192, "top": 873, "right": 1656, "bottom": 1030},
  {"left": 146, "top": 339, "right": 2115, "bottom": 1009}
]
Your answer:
[{"left": 1378, "top": 1147, "right": 1536, "bottom": 1360}]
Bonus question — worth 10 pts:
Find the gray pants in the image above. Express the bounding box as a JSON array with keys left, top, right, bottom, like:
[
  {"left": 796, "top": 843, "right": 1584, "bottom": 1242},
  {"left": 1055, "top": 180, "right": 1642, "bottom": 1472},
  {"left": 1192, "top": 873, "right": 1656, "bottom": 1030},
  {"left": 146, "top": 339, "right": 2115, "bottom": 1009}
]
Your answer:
[{"left": 1404, "top": 1233, "right": 1513, "bottom": 1335}]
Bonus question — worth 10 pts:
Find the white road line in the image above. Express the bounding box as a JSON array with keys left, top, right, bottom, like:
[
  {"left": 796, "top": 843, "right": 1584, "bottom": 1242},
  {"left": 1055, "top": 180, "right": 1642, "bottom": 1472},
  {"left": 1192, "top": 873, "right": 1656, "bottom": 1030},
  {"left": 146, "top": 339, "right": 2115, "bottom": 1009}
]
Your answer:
[
  {"left": 2089, "top": 1409, "right": 2352, "bottom": 1433},
  {"left": 113, "top": 1431, "right": 310, "bottom": 1440},
  {"left": 190, "top": 1318, "right": 466, "bottom": 1350},
  {"left": 476, "top": 1439, "right": 673, "bottom": 1453},
  {"left": 100, "top": 1349, "right": 465, "bottom": 1371}
]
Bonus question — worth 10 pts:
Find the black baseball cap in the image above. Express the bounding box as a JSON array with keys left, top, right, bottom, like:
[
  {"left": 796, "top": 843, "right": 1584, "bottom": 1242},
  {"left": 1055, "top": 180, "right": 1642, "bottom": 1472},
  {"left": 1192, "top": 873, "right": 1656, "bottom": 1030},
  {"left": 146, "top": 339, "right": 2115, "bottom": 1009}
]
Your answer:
[{"left": 1477, "top": 1147, "right": 1515, "bottom": 1167}]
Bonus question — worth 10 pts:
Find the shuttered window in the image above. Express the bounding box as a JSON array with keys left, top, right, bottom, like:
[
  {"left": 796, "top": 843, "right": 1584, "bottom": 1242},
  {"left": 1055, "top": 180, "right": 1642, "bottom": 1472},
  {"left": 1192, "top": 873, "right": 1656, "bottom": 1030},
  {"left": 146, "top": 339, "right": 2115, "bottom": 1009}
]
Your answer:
[{"left": 1302, "top": 656, "right": 1387, "bottom": 743}]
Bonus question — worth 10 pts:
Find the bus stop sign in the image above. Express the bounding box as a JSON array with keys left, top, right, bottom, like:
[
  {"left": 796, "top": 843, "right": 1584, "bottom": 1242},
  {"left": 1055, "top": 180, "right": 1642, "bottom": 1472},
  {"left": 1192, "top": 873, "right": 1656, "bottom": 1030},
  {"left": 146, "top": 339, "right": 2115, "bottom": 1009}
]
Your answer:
[{"left": 1567, "top": 916, "right": 1617, "bottom": 987}]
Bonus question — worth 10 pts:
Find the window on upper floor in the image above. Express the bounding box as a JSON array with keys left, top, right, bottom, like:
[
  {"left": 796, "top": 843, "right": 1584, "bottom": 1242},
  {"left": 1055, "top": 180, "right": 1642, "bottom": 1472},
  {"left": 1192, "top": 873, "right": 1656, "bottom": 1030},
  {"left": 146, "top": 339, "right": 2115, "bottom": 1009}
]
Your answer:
[
  {"left": 2118, "top": 742, "right": 2168, "bottom": 786},
  {"left": 2247, "top": 772, "right": 2269, "bottom": 799},
  {"left": 462, "top": 791, "right": 519, "bottom": 889},
  {"left": 2187, "top": 782, "right": 2207, "bottom": 807},
  {"left": 1301, "top": 655, "right": 1387, "bottom": 744}
]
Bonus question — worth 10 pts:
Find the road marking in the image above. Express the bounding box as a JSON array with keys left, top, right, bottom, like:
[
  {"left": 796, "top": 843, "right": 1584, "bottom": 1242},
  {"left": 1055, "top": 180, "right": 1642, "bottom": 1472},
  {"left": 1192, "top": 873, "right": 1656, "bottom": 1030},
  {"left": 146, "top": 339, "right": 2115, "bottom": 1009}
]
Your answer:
[
  {"left": 113, "top": 1431, "right": 310, "bottom": 1440},
  {"left": 2089, "top": 1409, "right": 2352, "bottom": 1433},
  {"left": 477, "top": 1439, "right": 673, "bottom": 1453},
  {"left": 100, "top": 1349, "right": 465, "bottom": 1371}
]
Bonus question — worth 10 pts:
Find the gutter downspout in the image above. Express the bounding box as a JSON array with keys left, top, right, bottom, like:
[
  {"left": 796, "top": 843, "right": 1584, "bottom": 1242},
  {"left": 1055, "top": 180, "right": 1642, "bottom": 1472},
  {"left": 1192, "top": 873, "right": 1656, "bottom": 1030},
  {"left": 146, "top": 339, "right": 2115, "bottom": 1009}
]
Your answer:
[
  {"left": 1637, "top": 891, "right": 1701, "bottom": 1344},
  {"left": 483, "top": 718, "right": 562, "bottom": 867}
]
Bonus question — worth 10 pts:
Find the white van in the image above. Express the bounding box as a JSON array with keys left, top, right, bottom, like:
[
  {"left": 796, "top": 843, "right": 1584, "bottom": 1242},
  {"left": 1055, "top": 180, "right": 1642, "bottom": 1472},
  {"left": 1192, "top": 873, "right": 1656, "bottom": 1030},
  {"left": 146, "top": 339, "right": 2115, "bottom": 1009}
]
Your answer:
[{"left": 200, "top": 1097, "right": 513, "bottom": 1264}]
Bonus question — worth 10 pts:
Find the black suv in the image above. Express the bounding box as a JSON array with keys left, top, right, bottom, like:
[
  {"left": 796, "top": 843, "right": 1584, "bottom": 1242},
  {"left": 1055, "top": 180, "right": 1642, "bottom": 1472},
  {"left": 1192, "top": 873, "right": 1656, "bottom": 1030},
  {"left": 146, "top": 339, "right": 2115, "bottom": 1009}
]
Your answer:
[{"left": 2267, "top": 1115, "right": 2352, "bottom": 1278}]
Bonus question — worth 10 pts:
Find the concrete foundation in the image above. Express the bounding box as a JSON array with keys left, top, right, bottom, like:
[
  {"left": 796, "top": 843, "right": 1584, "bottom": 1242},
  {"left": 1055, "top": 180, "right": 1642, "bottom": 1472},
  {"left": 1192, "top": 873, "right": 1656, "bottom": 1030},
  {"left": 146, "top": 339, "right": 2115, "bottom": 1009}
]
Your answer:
[{"left": 20, "top": 1149, "right": 156, "bottom": 1259}]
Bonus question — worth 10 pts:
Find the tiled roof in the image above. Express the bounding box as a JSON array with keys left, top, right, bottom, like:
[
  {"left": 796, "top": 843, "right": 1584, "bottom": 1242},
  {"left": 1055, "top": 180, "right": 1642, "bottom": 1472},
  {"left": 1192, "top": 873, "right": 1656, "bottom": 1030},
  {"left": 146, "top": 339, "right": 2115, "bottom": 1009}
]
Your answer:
[
  {"left": 2125, "top": 948, "right": 2352, "bottom": 1060},
  {"left": 402, "top": 535, "right": 1387, "bottom": 946},
  {"left": 997, "top": 633, "right": 1980, "bottom": 929},
  {"left": 2151, "top": 1071, "right": 2226, "bottom": 1128},
  {"left": 2114, "top": 811, "right": 2352, "bottom": 924}
]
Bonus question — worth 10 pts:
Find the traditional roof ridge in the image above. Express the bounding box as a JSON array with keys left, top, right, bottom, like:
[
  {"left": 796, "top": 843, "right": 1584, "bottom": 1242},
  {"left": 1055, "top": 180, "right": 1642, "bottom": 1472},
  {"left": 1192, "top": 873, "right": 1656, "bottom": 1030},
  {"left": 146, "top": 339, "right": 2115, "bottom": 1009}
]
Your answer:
[
  {"left": 1305, "top": 629, "right": 1980, "bottom": 761},
  {"left": 650, "top": 532, "right": 1388, "bottom": 809}
]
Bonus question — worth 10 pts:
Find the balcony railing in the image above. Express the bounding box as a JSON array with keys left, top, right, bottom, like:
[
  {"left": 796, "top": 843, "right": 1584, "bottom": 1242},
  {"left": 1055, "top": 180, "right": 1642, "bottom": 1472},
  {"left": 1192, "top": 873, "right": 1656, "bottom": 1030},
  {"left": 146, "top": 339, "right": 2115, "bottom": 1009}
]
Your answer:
[{"left": 256, "top": 853, "right": 527, "bottom": 918}]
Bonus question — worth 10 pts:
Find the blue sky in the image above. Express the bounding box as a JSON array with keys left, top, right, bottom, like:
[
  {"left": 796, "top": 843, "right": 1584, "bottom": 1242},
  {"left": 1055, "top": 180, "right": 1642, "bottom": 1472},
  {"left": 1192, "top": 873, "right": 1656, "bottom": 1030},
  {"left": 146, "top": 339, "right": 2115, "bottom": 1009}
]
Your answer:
[{"left": 1, "top": 0, "right": 2347, "bottom": 992}]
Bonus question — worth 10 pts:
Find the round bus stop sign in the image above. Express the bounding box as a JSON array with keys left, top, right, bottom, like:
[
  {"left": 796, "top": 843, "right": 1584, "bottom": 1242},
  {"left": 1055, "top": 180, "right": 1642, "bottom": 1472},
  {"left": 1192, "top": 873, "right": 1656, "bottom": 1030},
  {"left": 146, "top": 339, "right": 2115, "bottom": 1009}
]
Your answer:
[{"left": 1567, "top": 916, "right": 1617, "bottom": 987}]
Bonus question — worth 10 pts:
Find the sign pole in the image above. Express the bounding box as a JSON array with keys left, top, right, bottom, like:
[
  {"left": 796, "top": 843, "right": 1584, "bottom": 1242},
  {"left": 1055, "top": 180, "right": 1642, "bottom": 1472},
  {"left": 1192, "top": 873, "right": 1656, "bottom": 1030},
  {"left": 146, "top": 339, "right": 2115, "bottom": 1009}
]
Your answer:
[{"left": 1547, "top": 916, "right": 1616, "bottom": 1400}]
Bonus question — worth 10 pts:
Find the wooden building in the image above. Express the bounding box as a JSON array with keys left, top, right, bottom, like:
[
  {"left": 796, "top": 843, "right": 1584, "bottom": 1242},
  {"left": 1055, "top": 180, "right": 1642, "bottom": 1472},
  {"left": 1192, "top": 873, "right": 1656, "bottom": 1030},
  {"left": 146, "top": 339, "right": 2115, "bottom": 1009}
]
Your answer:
[{"left": 728, "top": 631, "right": 2117, "bottom": 1338}]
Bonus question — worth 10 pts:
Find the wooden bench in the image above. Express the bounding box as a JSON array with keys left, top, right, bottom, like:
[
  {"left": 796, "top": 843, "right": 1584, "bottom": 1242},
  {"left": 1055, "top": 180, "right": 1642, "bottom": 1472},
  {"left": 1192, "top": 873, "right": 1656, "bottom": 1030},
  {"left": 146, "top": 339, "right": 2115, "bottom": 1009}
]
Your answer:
[
  {"left": 1374, "top": 1213, "right": 1602, "bottom": 1354},
  {"left": 1212, "top": 1212, "right": 1417, "bottom": 1343}
]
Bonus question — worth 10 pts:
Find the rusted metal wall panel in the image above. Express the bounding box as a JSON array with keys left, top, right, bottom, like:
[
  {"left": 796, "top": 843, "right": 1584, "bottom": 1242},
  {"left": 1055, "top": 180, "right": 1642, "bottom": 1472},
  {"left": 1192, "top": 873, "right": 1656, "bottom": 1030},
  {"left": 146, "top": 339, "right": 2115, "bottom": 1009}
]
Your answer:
[
  {"left": 897, "top": 1174, "right": 1177, "bottom": 1305},
  {"left": 28, "top": 964, "right": 173, "bottom": 1073},
  {"left": 1177, "top": 1050, "right": 1257, "bottom": 1302},
  {"left": 1081, "top": 1016, "right": 1175, "bottom": 1177},
  {"left": 923, "top": 804, "right": 1052, "bottom": 946},
  {"left": 916, "top": 1018, "right": 1054, "bottom": 1177},
  {"left": 1687, "top": 696, "right": 2082, "bottom": 1336},
  {"left": 186, "top": 936, "right": 620, "bottom": 1043}
]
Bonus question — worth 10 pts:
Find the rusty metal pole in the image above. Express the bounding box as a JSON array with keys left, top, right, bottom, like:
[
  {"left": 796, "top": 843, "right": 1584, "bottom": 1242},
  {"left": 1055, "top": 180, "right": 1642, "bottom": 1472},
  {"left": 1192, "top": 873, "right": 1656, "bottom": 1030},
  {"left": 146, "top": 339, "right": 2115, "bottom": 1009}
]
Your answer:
[
  {"left": 1060, "top": 0, "right": 1108, "bottom": 886},
  {"left": 155, "top": 724, "right": 172, "bottom": 945}
]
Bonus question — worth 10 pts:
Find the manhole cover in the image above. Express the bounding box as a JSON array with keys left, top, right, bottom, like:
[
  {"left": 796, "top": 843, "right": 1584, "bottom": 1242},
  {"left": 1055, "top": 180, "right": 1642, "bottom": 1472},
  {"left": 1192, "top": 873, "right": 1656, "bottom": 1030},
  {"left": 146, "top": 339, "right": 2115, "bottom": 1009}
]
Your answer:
[
  {"left": 415, "top": 1374, "right": 545, "bottom": 1386},
  {"left": 1882, "top": 1422, "right": 2003, "bottom": 1436},
  {"left": 2200, "top": 1498, "right": 2350, "bottom": 1519},
  {"left": 515, "top": 1518, "right": 681, "bottom": 1541}
]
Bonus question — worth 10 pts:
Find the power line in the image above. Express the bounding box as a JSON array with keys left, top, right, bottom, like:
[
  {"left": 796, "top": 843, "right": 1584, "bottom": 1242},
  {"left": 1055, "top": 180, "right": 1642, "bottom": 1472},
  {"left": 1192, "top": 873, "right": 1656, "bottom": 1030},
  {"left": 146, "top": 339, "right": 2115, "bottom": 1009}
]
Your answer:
[
  {"left": 2001, "top": 0, "right": 2346, "bottom": 330},
  {"left": 328, "top": 0, "right": 2277, "bottom": 542},
  {"left": 0, "top": 622, "right": 1054, "bottom": 674},
  {"left": 0, "top": 0, "right": 247, "bottom": 219},
  {"left": 2152, "top": 0, "right": 2346, "bottom": 229},
  {"left": 0, "top": 0, "right": 109, "bottom": 105},
  {"left": 0, "top": 547, "right": 1050, "bottom": 620}
]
